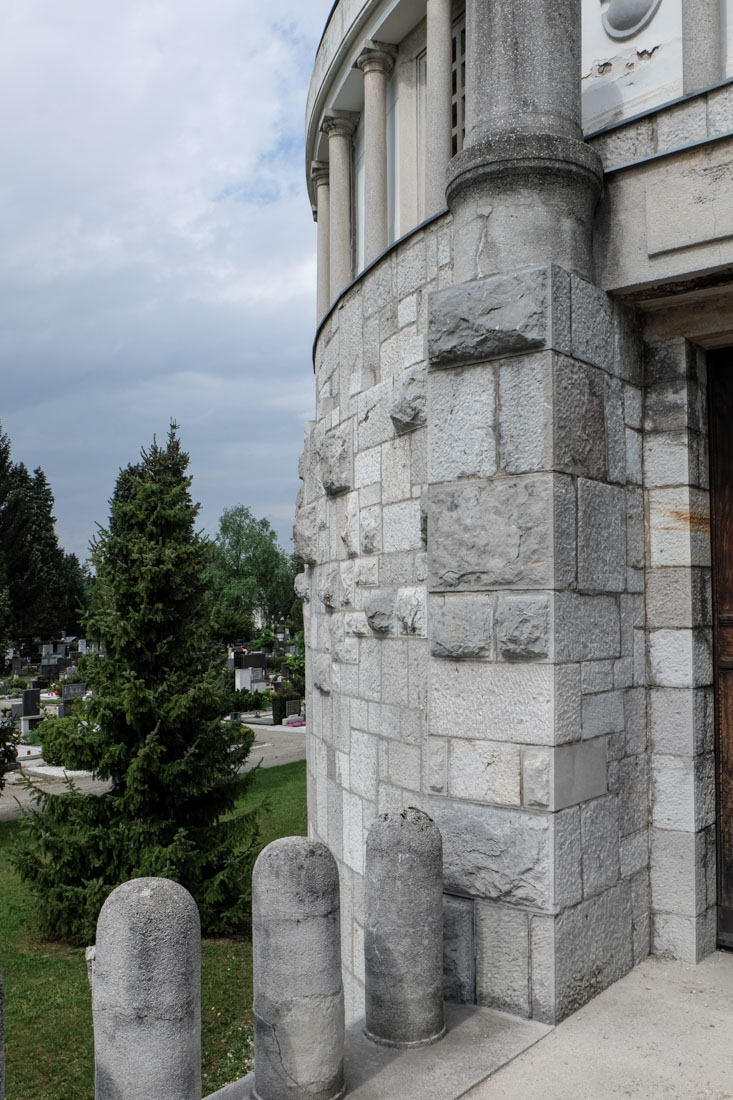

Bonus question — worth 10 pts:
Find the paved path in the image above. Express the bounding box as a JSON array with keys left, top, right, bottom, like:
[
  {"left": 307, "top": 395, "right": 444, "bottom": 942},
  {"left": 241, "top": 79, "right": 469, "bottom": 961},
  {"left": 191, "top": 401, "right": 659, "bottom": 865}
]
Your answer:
[
  {"left": 466, "top": 951, "right": 733, "bottom": 1100},
  {"left": 0, "top": 723, "right": 307, "bottom": 822}
]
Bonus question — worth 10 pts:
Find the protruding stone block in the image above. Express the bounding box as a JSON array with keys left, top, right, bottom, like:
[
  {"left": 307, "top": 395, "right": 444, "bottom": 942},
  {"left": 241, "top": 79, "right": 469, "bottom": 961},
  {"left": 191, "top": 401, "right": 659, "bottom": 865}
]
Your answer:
[
  {"left": 93, "top": 878, "right": 201, "bottom": 1100},
  {"left": 364, "top": 808, "right": 445, "bottom": 1047},
  {"left": 252, "top": 838, "right": 345, "bottom": 1100},
  {"left": 390, "top": 364, "right": 426, "bottom": 433}
]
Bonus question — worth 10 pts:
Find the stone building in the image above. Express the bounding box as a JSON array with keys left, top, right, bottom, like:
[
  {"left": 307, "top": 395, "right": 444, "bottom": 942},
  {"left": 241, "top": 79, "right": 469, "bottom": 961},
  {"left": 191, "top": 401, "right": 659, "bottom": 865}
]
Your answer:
[{"left": 294, "top": 0, "right": 733, "bottom": 1025}]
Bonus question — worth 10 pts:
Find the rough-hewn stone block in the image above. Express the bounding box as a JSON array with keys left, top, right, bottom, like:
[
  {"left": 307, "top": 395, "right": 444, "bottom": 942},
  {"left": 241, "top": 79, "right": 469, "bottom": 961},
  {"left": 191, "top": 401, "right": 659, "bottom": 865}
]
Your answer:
[
  {"left": 428, "top": 267, "right": 553, "bottom": 369},
  {"left": 448, "top": 739, "right": 521, "bottom": 805},
  {"left": 428, "top": 364, "right": 496, "bottom": 481},
  {"left": 582, "top": 690, "right": 625, "bottom": 739},
  {"left": 580, "top": 796, "right": 620, "bottom": 897},
  {"left": 577, "top": 479, "right": 627, "bottom": 592},
  {"left": 555, "top": 594, "right": 620, "bottom": 661},
  {"left": 475, "top": 902, "right": 529, "bottom": 1016},
  {"left": 498, "top": 353, "right": 553, "bottom": 474},
  {"left": 430, "top": 662, "right": 554, "bottom": 745},
  {"left": 554, "top": 882, "right": 633, "bottom": 1019},
  {"left": 443, "top": 895, "right": 476, "bottom": 1004},
  {"left": 428, "top": 593, "right": 494, "bottom": 659},
  {"left": 496, "top": 595, "right": 551, "bottom": 660}
]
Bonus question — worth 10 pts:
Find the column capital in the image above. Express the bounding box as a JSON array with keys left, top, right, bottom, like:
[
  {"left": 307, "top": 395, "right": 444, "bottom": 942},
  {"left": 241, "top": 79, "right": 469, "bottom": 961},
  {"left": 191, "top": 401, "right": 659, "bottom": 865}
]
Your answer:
[
  {"left": 355, "top": 40, "right": 397, "bottom": 77},
  {"left": 310, "top": 161, "right": 330, "bottom": 187},
  {"left": 321, "top": 110, "right": 360, "bottom": 139}
]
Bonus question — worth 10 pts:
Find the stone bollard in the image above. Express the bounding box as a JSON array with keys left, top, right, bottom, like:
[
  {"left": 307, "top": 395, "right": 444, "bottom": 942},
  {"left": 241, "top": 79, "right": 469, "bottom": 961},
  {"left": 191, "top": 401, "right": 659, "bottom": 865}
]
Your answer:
[
  {"left": 93, "top": 877, "right": 201, "bottom": 1100},
  {"left": 364, "top": 807, "right": 445, "bottom": 1047},
  {"left": 252, "top": 837, "right": 345, "bottom": 1100},
  {"left": 0, "top": 971, "right": 5, "bottom": 1100}
]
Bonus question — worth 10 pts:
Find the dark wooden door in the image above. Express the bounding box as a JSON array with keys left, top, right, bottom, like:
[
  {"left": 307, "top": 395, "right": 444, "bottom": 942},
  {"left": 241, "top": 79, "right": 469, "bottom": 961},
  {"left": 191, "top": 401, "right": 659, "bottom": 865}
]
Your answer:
[{"left": 709, "top": 352, "right": 733, "bottom": 946}]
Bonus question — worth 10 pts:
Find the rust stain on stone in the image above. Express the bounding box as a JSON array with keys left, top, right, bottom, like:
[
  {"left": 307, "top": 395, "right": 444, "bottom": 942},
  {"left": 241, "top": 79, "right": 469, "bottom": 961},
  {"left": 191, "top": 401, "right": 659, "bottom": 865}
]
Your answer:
[{"left": 668, "top": 508, "right": 711, "bottom": 534}]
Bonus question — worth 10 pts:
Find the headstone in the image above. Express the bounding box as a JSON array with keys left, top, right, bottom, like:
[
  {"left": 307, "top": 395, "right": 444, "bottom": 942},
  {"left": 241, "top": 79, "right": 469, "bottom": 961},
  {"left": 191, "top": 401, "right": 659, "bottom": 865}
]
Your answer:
[
  {"left": 11, "top": 658, "right": 21, "bottom": 674},
  {"left": 62, "top": 683, "right": 86, "bottom": 700},
  {"left": 21, "top": 690, "right": 41, "bottom": 717},
  {"left": 364, "top": 808, "right": 445, "bottom": 1048},
  {"left": 252, "top": 838, "right": 345, "bottom": 1100},
  {"left": 285, "top": 700, "right": 301, "bottom": 718},
  {"left": 93, "top": 878, "right": 201, "bottom": 1100},
  {"left": 41, "top": 664, "right": 58, "bottom": 679}
]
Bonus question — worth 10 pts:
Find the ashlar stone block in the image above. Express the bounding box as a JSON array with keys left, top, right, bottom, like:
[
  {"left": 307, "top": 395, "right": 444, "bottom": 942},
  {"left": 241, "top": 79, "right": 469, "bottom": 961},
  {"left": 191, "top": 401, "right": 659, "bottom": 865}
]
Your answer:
[
  {"left": 428, "top": 363, "right": 496, "bottom": 482},
  {"left": 448, "top": 739, "right": 521, "bottom": 806},
  {"left": 428, "top": 473, "right": 572, "bottom": 591},
  {"left": 496, "top": 595, "right": 551, "bottom": 660},
  {"left": 475, "top": 902, "right": 529, "bottom": 1016},
  {"left": 443, "top": 895, "right": 476, "bottom": 1004},
  {"left": 428, "top": 593, "right": 494, "bottom": 659},
  {"left": 577, "top": 479, "right": 627, "bottom": 592}
]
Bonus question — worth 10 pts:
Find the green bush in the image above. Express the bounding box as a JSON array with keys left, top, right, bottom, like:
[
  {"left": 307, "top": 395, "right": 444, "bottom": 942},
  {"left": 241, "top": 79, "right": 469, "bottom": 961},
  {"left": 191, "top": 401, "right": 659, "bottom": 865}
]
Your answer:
[
  {"left": 6, "top": 677, "right": 27, "bottom": 694},
  {"left": 271, "top": 693, "right": 301, "bottom": 726},
  {"left": 35, "top": 717, "right": 96, "bottom": 770}
]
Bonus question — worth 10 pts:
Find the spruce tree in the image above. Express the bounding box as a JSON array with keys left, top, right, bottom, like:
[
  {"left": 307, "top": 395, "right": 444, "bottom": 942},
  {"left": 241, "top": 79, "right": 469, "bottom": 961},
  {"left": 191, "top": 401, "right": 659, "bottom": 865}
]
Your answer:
[{"left": 14, "top": 425, "right": 259, "bottom": 943}]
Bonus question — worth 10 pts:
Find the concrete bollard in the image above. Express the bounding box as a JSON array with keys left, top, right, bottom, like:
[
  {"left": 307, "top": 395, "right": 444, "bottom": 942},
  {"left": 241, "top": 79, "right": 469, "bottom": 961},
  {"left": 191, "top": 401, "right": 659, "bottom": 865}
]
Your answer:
[
  {"left": 0, "top": 972, "right": 5, "bottom": 1100},
  {"left": 93, "top": 877, "right": 201, "bottom": 1100},
  {"left": 252, "top": 837, "right": 345, "bottom": 1100},
  {"left": 364, "top": 807, "right": 446, "bottom": 1047}
]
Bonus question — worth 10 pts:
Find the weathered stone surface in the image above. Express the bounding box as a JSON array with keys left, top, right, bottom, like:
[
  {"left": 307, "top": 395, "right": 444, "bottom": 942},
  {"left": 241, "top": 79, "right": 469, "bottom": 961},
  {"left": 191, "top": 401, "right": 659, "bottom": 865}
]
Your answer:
[
  {"left": 553, "top": 738, "right": 608, "bottom": 810},
  {"left": 430, "top": 662, "right": 553, "bottom": 745},
  {"left": 363, "top": 590, "right": 395, "bottom": 635},
  {"left": 577, "top": 479, "right": 627, "bottom": 592},
  {"left": 498, "top": 353, "right": 553, "bottom": 474},
  {"left": 318, "top": 427, "right": 353, "bottom": 496},
  {"left": 428, "top": 474, "right": 555, "bottom": 590},
  {"left": 650, "top": 828, "right": 707, "bottom": 919},
  {"left": 442, "top": 895, "right": 476, "bottom": 1004},
  {"left": 522, "top": 749, "right": 551, "bottom": 808},
  {"left": 252, "top": 839, "right": 345, "bottom": 1100},
  {"left": 294, "top": 569, "right": 311, "bottom": 602},
  {"left": 395, "top": 586, "right": 426, "bottom": 636},
  {"left": 390, "top": 364, "right": 427, "bottom": 433},
  {"left": 293, "top": 501, "right": 322, "bottom": 565},
  {"left": 555, "top": 882, "right": 633, "bottom": 1020},
  {"left": 554, "top": 357, "right": 608, "bottom": 478},
  {"left": 448, "top": 739, "right": 521, "bottom": 805},
  {"left": 319, "top": 566, "right": 348, "bottom": 609},
  {"left": 428, "top": 364, "right": 496, "bottom": 481},
  {"left": 93, "top": 878, "right": 201, "bottom": 1100},
  {"left": 429, "top": 593, "right": 494, "bottom": 658},
  {"left": 428, "top": 268, "right": 551, "bottom": 369},
  {"left": 582, "top": 690, "right": 625, "bottom": 739},
  {"left": 496, "top": 595, "right": 550, "bottom": 660},
  {"left": 364, "top": 810, "right": 445, "bottom": 1047},
  {"left": 312, "top": 652, "right": 332, "bottom": 694},
  {"left": 475, "top": 902, "right": 529, "bottom": 1016},
  {"left": 570, "top": 276, "right": 614, "bottom": 374},
  {"left": 555, "top": 594, "right": 620, "bottom": 661},
  {"left": 554, "top": 807, "right": 583, "bottom": 909},
  {"left": 429, "top": 800, "right": 552, "bottom": 908},
  {"left": 580, "top": 796, "right": 620, "bottom": 898}
]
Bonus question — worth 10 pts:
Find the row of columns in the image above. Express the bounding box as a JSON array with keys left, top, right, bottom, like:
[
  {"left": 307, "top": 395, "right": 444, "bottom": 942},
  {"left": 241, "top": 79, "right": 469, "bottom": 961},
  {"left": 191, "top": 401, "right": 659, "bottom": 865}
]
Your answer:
[{"left": 312, "top": 0, "right": 454, "bottom": 319}]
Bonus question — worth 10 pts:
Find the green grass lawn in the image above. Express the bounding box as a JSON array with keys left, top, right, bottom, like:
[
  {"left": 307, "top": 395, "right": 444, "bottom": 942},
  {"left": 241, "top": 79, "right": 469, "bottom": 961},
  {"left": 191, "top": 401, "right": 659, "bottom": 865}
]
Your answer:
[{"left": 0, "top": 759, "right": 307, "bottom": 1100}]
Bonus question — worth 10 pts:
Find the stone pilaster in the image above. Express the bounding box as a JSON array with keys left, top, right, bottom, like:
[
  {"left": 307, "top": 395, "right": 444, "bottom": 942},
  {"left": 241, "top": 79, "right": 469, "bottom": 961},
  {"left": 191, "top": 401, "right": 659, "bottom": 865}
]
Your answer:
[
  {"left": 644, "top": 338, "right": 716, "bottom": 963},
  {"left": 682, "top": 0, "right": 723, "bottom": 94},
  {"left": 321, "top": 112, "right": 359, "bottom": 301},
  {"left": 447, "top": 0, "right": 602, "bottom": 282},
  {"left": 311, "top": 161, "right": 331, "bottom": 321},
  {"left": 355, "top": 42, "right": 397, "bottom": 266},
  {"left": 425, "top": 0, "right": 453, "bottom": 217}
]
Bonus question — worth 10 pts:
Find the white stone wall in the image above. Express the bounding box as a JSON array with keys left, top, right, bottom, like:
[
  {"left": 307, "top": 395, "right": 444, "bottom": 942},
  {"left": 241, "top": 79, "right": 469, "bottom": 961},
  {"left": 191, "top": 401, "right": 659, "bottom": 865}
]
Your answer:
[{"left": 296, "top": 213, "right": 452, "bottom": 1022}]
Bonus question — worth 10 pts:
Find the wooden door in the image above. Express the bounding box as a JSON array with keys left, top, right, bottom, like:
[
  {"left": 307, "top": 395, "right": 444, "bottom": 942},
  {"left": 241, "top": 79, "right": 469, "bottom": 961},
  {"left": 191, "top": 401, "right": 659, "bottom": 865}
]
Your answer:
[{"left": 709, "top": 352, "right": 733, "bottom": 946}]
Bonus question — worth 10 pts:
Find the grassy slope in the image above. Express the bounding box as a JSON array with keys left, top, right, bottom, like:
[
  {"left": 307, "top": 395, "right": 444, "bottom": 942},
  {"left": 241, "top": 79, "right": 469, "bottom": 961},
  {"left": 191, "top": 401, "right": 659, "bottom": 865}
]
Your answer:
[{"left": 0, "top": 759, "right": 307, "bottom": 1100}]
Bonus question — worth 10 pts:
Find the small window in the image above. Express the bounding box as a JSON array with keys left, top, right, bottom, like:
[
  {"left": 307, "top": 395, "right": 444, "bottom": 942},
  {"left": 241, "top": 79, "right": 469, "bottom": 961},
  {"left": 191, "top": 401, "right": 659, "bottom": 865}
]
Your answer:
[{"left": 451, "top": 15, "right": 466, "bottom": 156}]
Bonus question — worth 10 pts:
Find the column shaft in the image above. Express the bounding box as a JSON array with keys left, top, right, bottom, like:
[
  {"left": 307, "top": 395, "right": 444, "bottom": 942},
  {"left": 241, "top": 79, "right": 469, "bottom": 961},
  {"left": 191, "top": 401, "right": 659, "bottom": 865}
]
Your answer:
[
  {"left": 322, "top": 113, "right": 358, "bottom": 302},
  {"left": 426, "top": 0, "right": 453, "bottom": 217},
  {"left": 356, "top": 43, "right": 396, "bottom": 266},
  {"left": 311, "top": 163, "right": 330, "bottom": 320},
  {"left": 682, "top": 0, "right": 723, "bottom": 94}
]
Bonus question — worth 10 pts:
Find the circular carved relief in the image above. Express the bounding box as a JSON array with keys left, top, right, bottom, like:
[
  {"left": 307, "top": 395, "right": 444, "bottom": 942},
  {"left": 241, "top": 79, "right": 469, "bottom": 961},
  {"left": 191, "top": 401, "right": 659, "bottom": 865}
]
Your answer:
[{"left": 602, "top": 0, "right": 663, "bottom": 40}]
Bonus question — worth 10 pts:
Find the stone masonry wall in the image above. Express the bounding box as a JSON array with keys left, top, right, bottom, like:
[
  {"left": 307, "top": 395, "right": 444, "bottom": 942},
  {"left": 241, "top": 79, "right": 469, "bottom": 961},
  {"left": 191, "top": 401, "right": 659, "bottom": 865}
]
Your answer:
[{"left": 295, "top": 214, "right": 452, "bottom": 1022}]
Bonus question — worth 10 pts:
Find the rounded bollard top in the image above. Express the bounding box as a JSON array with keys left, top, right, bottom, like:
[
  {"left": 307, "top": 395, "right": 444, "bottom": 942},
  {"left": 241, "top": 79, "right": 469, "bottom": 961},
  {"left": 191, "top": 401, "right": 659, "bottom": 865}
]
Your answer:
[
  {"left": 366, "top": 807, "right": 442, "bottom": 859},
  {"left": 96, "top": 877, "right": 201, "bottom": 945},
  {"left": 253, "top": 837, "right": 340, "bottom": 919}
]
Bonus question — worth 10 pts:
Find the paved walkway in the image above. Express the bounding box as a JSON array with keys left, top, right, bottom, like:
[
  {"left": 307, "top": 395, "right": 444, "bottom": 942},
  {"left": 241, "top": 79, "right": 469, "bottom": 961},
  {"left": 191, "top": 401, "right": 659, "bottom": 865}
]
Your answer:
[
  {"left": 0, "top": 723, "right": 307, "bottom": 822},
  {"left": 466, "top": 951, "right": 733, "bottom": 1100}
]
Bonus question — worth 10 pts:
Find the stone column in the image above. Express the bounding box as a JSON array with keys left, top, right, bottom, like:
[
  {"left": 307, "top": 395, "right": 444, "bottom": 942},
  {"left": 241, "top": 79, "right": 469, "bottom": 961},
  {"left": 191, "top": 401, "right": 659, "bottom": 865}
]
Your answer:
[
  {"left": 355, "top": 42, "right": 397, "bottom": 266},
  {"left": 311, "top": 162, "right": 331, "bottom": 321},
  {"left": 321, "top": 112, "right": 359, "bottom": 302},
  {"left": 447, "top": 0, "right": 602, "bottom": 281},
  {"left": 252, "top": 837, "right": 345, "bottom": 1100},
  {"left": 425, "top": 0, "right": 453, "bottom": 217},
  {"left": 364, "top": 809, "right": 445, "bottom": 1048},
  {"left": 93, "top": 878, "right": 201, "bottom": 1100},
  {"left": 682, "top": 0, "right": 723, "bottom": 93}
]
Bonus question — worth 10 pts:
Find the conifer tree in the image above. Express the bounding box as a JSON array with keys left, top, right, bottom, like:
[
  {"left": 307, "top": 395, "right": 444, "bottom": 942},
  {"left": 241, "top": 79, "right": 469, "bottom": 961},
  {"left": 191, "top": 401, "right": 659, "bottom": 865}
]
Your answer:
[{"left": 14, "top": 425, "right": 259, "bottom": 943}]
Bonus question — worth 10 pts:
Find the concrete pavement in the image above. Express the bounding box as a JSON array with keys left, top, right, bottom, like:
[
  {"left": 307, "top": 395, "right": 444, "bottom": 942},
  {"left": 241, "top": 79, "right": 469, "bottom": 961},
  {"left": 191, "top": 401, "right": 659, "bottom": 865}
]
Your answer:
[{"left": 466, "top": 951, "right": 733, "bottom": 1100}]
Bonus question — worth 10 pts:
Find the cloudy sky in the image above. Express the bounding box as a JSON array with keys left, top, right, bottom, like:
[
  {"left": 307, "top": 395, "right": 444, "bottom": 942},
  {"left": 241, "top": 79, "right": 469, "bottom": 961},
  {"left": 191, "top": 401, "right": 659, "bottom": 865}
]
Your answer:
[{"left": 0, "top": 0, "right": 334, "bottom": 559}]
